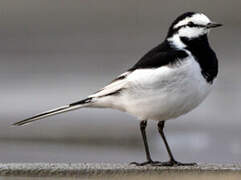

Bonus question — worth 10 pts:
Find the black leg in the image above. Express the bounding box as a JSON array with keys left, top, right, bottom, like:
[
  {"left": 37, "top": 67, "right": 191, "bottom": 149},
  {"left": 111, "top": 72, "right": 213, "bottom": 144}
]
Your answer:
[
  {"left": 156, "top": 121, "right": 197, "bottom": 166},
  {"left": 130, "top": 120, "right": 160, "bottom": 166}
]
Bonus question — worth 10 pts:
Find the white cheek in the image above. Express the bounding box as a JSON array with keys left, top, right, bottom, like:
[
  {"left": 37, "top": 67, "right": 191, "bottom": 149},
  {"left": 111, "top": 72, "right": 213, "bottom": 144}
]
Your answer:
[{"left": 178, "top": 27, "right": 207, "bottom": 38}]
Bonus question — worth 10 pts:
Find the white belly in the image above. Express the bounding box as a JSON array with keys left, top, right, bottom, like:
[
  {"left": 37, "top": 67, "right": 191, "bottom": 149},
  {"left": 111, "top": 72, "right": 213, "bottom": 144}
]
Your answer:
[{"left": 119, "top": 56, "right": 213, "bottom": 121}]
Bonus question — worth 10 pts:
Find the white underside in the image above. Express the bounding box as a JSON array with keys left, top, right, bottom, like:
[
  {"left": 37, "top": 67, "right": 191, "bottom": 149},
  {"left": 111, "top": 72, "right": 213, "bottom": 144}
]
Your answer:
[{"left": 89, "top": 52, "right": 213, "bottom": 121}]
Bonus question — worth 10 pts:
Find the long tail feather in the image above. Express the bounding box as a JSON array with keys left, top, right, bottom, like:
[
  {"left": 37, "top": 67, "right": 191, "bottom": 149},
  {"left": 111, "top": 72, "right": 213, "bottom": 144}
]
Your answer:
[{"left": 12, "top": 98, "right": 92, "bottom": 126}]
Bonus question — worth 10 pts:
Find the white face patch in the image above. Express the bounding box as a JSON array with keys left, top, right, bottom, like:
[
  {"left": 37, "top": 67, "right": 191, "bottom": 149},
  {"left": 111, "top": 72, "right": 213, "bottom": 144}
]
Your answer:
[{"left": 178, "top": 26, "right": 209, "bottom": 38}]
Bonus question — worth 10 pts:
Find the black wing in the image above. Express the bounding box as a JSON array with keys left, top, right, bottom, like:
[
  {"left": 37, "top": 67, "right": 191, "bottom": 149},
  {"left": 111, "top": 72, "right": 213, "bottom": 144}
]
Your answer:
[{"left": 129, "top": 41, "right": 188, "bottom": 71}]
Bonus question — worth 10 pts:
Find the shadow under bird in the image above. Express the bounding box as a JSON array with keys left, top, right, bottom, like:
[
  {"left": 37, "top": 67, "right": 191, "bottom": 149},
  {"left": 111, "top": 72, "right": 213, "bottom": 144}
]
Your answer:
[{"left": 13, "top": 12, "right": 222, "bottom": 166}]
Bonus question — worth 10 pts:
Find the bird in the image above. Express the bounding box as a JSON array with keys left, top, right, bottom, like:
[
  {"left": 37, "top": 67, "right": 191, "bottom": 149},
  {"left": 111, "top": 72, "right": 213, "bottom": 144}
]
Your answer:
[{"left": 13, "top": 12, "right": 222, "bottom": 166}]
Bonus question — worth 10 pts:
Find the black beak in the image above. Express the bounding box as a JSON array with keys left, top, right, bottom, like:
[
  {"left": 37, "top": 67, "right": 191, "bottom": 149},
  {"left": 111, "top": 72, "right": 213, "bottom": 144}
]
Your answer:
[{"left": 207, "top": 22, "right": 223, "bottom": 28}]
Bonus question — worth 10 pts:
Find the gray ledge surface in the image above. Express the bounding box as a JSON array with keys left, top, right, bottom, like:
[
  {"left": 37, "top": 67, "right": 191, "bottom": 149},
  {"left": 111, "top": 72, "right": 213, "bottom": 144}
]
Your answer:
[{"left": 0, "top": 163, "right": 240, "bottom": 177}]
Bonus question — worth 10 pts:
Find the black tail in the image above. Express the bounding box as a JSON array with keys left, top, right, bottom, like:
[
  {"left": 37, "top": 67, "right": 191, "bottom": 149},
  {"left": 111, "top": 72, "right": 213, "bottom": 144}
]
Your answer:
[{"left": 12, "top": 98, "right": 92, "bottom": 126}]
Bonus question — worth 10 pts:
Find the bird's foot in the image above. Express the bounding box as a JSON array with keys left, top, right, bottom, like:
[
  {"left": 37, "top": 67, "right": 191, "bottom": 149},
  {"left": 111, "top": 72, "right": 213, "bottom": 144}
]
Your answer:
[
  {"left": 129, "top": 160, "right": 161, "bottom": 166},
  {"left": 153, "top": 160, "right": 197, "bottom": 167}
]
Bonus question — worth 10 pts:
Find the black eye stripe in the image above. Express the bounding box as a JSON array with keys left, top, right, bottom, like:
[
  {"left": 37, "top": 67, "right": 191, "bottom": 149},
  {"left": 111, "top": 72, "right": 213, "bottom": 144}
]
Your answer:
[
  {"left": 188, "top": 23, "right": 206, "bottom": 28},
  {"left": 173, "top": 23, "right": 206, "bottom": 33}
]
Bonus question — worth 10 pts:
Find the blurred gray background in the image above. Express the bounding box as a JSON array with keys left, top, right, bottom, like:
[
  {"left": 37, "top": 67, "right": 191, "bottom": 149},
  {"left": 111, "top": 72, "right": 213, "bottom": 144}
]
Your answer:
[{"left": 0, "top": 0, "right": 240, "bottom": 163}]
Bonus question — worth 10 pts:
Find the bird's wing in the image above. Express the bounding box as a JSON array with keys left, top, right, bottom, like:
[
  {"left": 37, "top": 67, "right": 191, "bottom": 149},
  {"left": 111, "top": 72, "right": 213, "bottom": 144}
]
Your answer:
[
  {"left": 129, "top": 43, "right": 188, "bottom": 71},
  {"left": 89, "top": 44, "right": 188, "bottom": 99}
]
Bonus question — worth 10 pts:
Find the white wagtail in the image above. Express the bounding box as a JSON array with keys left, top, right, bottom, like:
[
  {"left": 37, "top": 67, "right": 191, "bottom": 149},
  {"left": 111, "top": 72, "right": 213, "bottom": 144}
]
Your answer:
[{"left": 13, "top": 12, "right": 222, "bottom": 166}]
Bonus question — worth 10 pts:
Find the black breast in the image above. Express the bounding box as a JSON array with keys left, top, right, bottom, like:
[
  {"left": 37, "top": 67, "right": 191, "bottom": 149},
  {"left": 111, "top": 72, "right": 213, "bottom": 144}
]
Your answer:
[{"left": 180, "top": 35, "right": 218, "bottom": 84}]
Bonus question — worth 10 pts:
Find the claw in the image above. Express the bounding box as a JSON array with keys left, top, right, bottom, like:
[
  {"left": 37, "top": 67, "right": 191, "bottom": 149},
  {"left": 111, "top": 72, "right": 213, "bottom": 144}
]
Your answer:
[
  {"left": 129, "top": 160, "right": 161, "bottom": 166},
  {"left": 153, "top": 160, "right": 197, "bottom": 167}
]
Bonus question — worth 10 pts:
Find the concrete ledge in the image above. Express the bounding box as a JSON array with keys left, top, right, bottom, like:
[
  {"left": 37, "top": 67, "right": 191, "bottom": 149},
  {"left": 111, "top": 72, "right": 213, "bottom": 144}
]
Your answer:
[{"left": 0, "top": 163, "right": 240, "bottom": 177}]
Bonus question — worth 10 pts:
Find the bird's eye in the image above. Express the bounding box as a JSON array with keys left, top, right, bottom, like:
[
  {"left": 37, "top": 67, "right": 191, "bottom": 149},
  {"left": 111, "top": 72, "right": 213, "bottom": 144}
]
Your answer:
[{"left": 188, "top": 22, "right": 195, "bottom": 26}]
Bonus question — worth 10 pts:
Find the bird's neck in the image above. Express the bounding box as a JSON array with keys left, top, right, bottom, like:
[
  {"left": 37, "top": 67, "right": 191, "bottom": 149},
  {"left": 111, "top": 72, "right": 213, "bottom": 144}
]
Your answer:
[
  {"left": 180, "top": 34, "right": 211, "bottom": 52},
  {"left": 167, "top": 34, "right": 211, "bottom": 50}
]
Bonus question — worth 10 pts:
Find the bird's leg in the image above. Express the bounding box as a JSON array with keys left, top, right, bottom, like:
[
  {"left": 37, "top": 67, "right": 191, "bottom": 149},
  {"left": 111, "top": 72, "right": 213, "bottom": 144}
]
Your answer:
[
  {"left": 130, "top": 120, "right": 160, "bottom": 166},
  {"left": 156, "top": 121, "right": 197, "bottom": 166}
]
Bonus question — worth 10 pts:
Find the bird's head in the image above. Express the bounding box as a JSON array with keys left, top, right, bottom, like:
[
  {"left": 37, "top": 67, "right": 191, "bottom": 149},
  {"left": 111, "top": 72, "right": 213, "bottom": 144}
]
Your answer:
[{"left": 167, "top": 12, "right": 222, "bottom": 49}]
